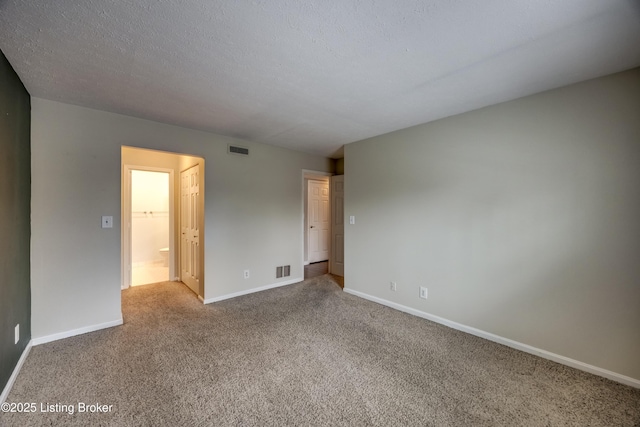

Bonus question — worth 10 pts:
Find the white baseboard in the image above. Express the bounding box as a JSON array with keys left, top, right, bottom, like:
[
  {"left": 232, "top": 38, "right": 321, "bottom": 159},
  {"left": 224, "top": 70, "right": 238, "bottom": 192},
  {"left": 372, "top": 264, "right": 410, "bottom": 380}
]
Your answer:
[
  {"left": 343, "top": 288, "right": 640, "bottom": 389},
  {"left": 31, "top": 318, "right": 124, "bottom": 346},
  {"left": 1, "top": 340, "right": 32, "bottom": 404},
  {"left": 203, "top": 277, "right": 303, "bottom": 304}
]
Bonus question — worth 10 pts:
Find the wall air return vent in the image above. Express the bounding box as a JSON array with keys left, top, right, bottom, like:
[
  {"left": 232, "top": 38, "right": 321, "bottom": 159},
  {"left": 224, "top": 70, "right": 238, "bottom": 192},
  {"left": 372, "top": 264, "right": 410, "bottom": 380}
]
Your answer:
[
  {"left": 228, "top": 145, "right": 250, "bottom": 156},
  {"left": 276, "top": 265, "right": 290, "bottom": 278}
]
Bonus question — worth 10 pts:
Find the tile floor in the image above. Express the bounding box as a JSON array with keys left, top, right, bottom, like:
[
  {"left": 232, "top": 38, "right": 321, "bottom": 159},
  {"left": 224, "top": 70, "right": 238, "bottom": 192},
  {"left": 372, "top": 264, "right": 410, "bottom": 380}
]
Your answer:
[{"left": 132, "top": 261, "right": 170, "bottom": 286}]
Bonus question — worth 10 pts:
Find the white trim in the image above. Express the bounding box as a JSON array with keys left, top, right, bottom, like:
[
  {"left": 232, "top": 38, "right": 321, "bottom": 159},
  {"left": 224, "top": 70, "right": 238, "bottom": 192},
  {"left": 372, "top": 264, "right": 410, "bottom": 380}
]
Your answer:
[
  {"left": 31, "top": 318, "right": 123, "bottom": 346},
  {"left": 304, "top": 261, "right": 310, "bottom": 266},
  {"left": 203, "top": 277, "right": 302, "bottom": 304},
  {"left": 343, "top": 288, "right": 640, "bottom": 389},
  {"left": 0, "top": 340, "right": 32, "bottom": 404},
  {"left": 302, "top": 169, "right": 332, "bottom": 180}
]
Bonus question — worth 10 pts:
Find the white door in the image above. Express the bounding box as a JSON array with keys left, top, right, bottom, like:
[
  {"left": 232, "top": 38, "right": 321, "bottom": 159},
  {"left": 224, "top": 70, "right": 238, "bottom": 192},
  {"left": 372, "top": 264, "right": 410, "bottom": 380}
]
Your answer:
[
  {"left": 181, "top": 164, "right": 200, "bottom": 294},
  {"left": 330, "top": 175, "right": 344, "bottom": 277},
  {"left": 308, "top": 180, "right": 330, "bottom": 263}
]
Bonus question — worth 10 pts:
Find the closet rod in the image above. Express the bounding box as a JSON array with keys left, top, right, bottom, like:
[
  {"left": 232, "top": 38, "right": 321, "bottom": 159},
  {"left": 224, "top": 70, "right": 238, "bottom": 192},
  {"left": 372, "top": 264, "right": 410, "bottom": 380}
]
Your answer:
[{"left": 132, "top": 211, "right": 169, "bottom": 214}]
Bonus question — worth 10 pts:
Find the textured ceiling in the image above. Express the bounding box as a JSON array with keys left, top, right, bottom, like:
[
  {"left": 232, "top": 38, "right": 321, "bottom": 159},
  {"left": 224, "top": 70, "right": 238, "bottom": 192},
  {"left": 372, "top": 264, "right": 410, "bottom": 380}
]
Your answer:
[{"left": 1, "top": 1, "right": 640, "bottom": 158}]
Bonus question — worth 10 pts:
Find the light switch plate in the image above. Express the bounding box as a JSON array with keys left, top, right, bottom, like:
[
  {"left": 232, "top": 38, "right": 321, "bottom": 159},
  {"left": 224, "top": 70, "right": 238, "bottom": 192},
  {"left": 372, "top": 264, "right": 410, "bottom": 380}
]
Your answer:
[
  {"left": 349, "top": 215, "right": 355, "bottom": 225},
  {"left": 102, "top": 216, "right": 113, "bottom": 228}
]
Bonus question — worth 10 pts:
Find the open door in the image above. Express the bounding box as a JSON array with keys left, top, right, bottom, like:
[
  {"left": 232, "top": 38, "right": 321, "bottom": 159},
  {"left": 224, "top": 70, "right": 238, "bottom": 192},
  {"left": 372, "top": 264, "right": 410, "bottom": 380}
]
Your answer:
[
  {"left": 180, "top": 164, "right": 200, "bottom": 295},
  {"left": 330, "top": 175, "right": 344, "bottom": 277}
]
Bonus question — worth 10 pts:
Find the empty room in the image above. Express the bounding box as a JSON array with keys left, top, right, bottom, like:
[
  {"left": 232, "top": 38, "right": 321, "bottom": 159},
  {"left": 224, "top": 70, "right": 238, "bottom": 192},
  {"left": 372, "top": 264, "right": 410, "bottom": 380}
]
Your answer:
[{"left": 1, "top": 1, "right": 639, "bottom": 425}]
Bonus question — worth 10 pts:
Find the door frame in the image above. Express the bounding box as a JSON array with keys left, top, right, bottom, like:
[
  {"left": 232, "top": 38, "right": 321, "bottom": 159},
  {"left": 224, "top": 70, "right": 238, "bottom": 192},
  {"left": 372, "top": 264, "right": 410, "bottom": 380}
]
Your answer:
[
  {"left": 121, "top": 165, "right": 175, "bottom": 289},
  {"left": 329, "top": 174, "right": 345, "bottom": 278},
  {"left": 301, "top": 170, "right": 332, "bottom": 274}
]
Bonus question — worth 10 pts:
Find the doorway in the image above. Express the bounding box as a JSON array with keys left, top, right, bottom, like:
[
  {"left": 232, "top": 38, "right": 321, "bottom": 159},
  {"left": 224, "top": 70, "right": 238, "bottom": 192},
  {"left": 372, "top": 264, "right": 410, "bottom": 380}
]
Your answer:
[
  {"left": 307, "top": 179, "right": 330, "bottom": 264},
  {"left": 130, "top": 170, "right": 171, "bottom": 286},
  {"left": 303, "top": 170, "right": 336, "bottom": 280},
  {"left": 121, "top": 146, "right": 205, "bottom": 299},
  {"left": 302, "top": 170, "right": 345, "bottom": 284},
  {"left": 122, "top": 164, "right": 175, "bottom": 289}
]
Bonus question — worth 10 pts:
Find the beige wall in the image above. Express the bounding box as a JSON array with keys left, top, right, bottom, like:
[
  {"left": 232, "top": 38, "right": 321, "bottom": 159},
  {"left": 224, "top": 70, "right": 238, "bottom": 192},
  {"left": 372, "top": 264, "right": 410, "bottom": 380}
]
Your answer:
[
  {"left": 344, "top": 68, "right": 640, "bottom": 380},
  {"left": 31, "top": 99, "right": 332, "bottom": 339}
]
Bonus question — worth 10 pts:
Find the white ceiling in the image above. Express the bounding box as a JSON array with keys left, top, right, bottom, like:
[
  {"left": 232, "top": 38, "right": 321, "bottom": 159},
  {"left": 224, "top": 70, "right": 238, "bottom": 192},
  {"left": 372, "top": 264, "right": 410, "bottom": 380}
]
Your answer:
[{"left": 1, "top": 1, "right": 640, "bottom": 158}]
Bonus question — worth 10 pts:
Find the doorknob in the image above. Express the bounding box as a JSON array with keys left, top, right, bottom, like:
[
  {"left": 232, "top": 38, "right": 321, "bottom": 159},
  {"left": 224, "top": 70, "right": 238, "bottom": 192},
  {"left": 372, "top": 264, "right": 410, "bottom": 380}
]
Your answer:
[{"left": 310, "top": 226, "right": 315, "bottom": 228}]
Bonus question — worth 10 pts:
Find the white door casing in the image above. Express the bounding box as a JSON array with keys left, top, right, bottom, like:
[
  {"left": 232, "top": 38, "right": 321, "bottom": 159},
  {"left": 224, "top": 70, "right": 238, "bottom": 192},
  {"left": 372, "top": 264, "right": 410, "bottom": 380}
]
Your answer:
[
  {"left": 308, "top": 180, "right": 330, "bottom": 263},
  {"left": 330, "top": 175, "right": 344, "bottom": 277},
  {"left": 181, "top": 164, "right": 200, "bottom": 294}
]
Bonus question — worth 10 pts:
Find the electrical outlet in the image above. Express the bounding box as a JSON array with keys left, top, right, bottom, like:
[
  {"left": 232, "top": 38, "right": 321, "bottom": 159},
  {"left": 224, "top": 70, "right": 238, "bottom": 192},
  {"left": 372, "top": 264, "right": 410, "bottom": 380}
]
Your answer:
[
  {"left": 244, "top": 270, "right": 250, "bottom": 279},
  {"left": 419, "top": 287, "right": 428, "bottom": 299},
  {"left": 390, "top": 281, "right": 397, "bottom": 291},
  {"left": 15, "top": 324, "right": 19, "bottom": 344}
]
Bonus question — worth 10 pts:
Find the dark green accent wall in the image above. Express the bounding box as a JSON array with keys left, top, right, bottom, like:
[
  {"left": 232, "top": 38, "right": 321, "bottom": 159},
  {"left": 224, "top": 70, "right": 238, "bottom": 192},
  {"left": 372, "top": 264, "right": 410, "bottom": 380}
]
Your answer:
[{"left": 0, "top": 50, "right": 31, "bottom": 394}]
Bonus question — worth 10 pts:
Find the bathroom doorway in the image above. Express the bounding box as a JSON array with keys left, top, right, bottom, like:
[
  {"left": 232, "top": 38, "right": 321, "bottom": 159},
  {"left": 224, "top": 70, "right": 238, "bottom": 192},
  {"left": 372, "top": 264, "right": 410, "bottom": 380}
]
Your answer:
[
  {"left": 130, "top": 170, "right": 171, "bottom": 286},
  {"left": 123, "top": 167, "right": 174, "bottom": 287},
  {"left": 121, "top": 146, "right": 205, "bottom": 297}
]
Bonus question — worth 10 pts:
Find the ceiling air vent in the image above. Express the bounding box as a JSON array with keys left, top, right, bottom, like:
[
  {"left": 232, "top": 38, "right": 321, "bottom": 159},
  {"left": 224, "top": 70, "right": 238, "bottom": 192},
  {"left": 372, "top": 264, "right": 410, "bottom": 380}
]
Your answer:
[{"left": 228, "top": 144, "right": 249, "bottom": 156}]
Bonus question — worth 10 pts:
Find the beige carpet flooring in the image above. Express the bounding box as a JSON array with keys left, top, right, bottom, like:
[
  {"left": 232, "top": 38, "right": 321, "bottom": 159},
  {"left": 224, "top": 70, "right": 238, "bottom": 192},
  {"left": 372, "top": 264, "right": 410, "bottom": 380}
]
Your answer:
[{"left": 2, "top": 275, "right": 639, "bottom": 426}]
